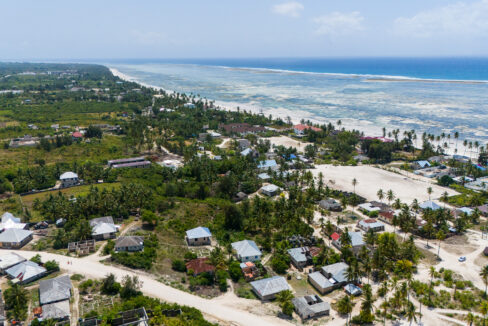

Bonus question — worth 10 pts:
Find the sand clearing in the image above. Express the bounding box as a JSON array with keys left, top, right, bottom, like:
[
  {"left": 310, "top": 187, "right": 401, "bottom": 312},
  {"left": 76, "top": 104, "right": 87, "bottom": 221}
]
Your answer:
[
  {"left": 312, "top": 164, "right": 458, "bottom": 203},
  {"left": 267, "top": 136, "right": 312, "bottom": 153}
]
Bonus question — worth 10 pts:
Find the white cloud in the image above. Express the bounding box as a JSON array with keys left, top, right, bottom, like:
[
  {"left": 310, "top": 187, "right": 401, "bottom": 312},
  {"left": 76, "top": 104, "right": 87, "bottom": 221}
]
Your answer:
[
  {"left": 394, "top": 0, "right": 488, "bottom": 38},
  {"left": 272, "top": 1, "right": 304, "bottom": 18},
  {"left": 313, "top": 12, "right": 364, "bottom": 36}
]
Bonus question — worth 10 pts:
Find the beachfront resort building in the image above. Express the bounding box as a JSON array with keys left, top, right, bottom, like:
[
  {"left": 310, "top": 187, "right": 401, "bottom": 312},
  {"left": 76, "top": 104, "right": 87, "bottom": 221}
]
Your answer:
[{"left": 293, "top": 124, "right": 322, "bottom": 136}]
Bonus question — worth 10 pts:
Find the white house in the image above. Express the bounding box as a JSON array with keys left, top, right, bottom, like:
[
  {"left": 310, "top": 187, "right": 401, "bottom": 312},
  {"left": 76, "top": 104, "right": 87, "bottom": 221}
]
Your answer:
[
  {"left": 232, "top": 240, "right": 262, "bottom": 262},
  {"left": 59, "top": 172, "right": 79, "bottom": 188},
  {"left": 186, "top": 227, "right": 212, "bottom": 246}
]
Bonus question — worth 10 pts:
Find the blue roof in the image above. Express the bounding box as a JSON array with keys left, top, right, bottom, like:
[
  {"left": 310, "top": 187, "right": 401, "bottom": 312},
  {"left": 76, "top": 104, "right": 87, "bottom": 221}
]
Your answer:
[
  {"left": 241, "top": 148, "right": 252, "bottom": 156},
  {"left": 232, "top": 240, "right": 262, "bottom": 257},
  {"left": 415, "top": 160, "right": 431, "bottom": 168},
  {"left": 257, "top": 160, "right": 277, "bottom": 169},
  {"left": 419, "top": 200, "right": 441, "bottom": 210},
  {"left": 258, "top": 173, "right": 271, "bottom": 180},
  {"left": 186, "top": 227, "right": 212, "bottom": 239},
  {"left": 474, "top": 164, "right": 487, "bottom": 171},
  {"left": 344, "top": 284, "right": 362, "bottom": 295}
]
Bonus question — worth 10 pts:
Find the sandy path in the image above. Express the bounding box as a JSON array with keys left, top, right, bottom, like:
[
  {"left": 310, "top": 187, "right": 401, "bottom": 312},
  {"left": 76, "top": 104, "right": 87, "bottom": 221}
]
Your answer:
[
  {"left": 267, "top": 136, "right": 311, "bottom": 153},
  {"left": 3, "top": 249, "right": 290, "bottom": 326},
  {"left": 312, "top": 164, "right": 458, "bottom": 203}
]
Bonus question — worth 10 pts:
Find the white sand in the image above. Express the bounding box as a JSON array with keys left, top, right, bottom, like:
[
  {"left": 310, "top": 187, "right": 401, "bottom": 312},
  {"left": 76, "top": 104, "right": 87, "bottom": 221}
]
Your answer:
[
  {"left": 267, "top": 136, "right": 312, "bottom": 153},
  {"left": 312, "top": 164, "right": 458, "bottom": 203}
]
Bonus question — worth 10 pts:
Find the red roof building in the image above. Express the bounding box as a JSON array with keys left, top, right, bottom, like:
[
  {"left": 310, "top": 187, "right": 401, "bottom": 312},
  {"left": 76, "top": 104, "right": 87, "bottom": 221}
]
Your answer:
[
  {"left": 330, "top": 232, "right": 340, "bottom": 241},
  {"left": 293, "top": 124, "right": 321, "bottom": 133},
  {"left": 72, "top": 132, "right": 83, "bottom": 138},
  {"left": 185, "top": 258, "right": 215, "bottom": 275}
]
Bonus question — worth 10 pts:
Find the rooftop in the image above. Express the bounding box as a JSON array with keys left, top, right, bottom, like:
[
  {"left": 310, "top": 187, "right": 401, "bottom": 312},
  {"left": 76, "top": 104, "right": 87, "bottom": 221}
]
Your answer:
[
  {"left": 186, "top": 226, "right": 212, "bottom": 239},
  {"left": 250, "top": 276, "right": 290, "bottom": 297},
  {"left": 39, "top": 275, "right": 72, "bottom": 305},
  {"left": 232, "top": 240, "right": 262, "bottom": 257}
]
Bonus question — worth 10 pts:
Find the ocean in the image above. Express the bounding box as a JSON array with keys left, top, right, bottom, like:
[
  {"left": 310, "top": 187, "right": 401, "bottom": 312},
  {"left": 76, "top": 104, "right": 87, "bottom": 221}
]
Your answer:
[{"left": 104, "top": 58, "right": 488, "bottom": 144}]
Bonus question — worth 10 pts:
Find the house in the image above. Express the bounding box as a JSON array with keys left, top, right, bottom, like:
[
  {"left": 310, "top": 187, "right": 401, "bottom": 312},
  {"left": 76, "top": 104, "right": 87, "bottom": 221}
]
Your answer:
[
  {"left": 344, "top": 283, "right": 363, "bottom": 296},
  {"left": 477, "top": 205, "right": 488, "bottom": 216},
  {"left": 41, "top": 300, "right": 70, "bottom": 320},
  {"left": 183, "top": 102, "right": 195, "bottom": 109},
  {"left": 258, "top": 173, "right": 271, "bottom": 181},
  {"left": 293, "top": 124, "right": 321, "bottom": 136},
  {"left": 108, "top": 157, "right": 151, "bottom": 169},
  {"left": 250, "top": 276, "right": 291, "bottom": 301},
  {"left": 90, "top": 216, "right": 118, "bottom": 240},
  {"left": 219, "top": 123, "right": 266, "bottom": 135},
  {"left": 357, "top": 219, "right": 385, "bottom": 232},
  {"left": 0, "top": 229, "right": 33, "bottom": 249},
  {"left": 59, "top": 171, "right": 79, "bottom": 188},
  {"left": 72, "top": 131, "right": 83, "bottom": 140},
  {"left": 185, "top": 258, "right": 215, "bottom": 276},
  {"left": 261, "top": 184, "right": 280, "bottom": 197},
  {"left": 186, "top": 226, "right": 212, "bottom": 246},
  {"left": 257, "top": 159, "right": 279, "bottom": 171},
  {"left": 318, "top": 199, "right": 342, "bottom": 212},
  {"left": 232, "top": 240, "right": 262, "bottom": 262},
  {"left": 39, "top": 275, "right": 72, "bottom": 305},
  {"left": 0, "top": 212, "right": 28, "bottom": 230},
  {"left": 378, "top": 211, "right": 394, "bottom": 224},
  {"left": 6, "top": 261, "right": 46, "bottom": 284},
  {"left": 237, "top": 139, "right": 251, "bottom": 150},
  {"left": 332, "top": 232, "right": 365, "bottom": 254},
  {"left": 240, "top": 261, "right": 260, "bottom": 281},
  {"left": 233, "top": 192, "right": 248, "bottom": 203},
  {"left": 454, "top": 207, "right": 474, "bottom": 218},
  {"left": 358, "top": 203, "right": 380, "bottom": 214},
  {"left": 308, "top": 262, "right": 349, "bottom": 295},
  {"left": 0, "top": 253, "right": 26, "bottom": 273},
  {"left": 413, "top": 160, "right": 431, "bottom": 170},
  {"left": 419, "top": 200, "right": 442, "bottom": 211},
  {"left": 292, "top": 295, "right": 330, "bottom": 320},
  {"left": 115, "top": 236, "right": 144, "bottom": 252},
  {"left": 287, "top": 247, "right": 320, "bottom": 270}
]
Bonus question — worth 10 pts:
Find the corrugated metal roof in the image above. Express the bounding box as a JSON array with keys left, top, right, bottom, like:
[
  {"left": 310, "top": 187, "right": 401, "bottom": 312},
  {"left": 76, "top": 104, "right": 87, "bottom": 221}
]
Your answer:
[
  {"left": 39, "top": 275, "right": 72, "bottom": 305},
  {"left": 250, "top": 276, "right": 290, "bottom": 296},
  {"left": 232, "top": 240, "right": 262, "bottom": 258},
  {"left": 186, "top": 227, "right": 211, "bottom": 239}
]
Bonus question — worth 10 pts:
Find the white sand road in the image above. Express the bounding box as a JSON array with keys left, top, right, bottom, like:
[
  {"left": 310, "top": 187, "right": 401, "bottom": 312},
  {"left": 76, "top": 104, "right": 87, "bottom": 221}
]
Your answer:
[
  {"left": 311, "top": 164, "right": 458, "bottom": 203},
  {"left": 3, "top": 249, "right": 291, "bottom": 326}
]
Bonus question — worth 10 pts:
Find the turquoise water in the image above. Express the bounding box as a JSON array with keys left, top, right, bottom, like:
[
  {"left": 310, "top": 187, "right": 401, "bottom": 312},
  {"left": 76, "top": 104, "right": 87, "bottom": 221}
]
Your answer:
[{"left": 106, "top": 58, "right": 488, "bottom": 142}]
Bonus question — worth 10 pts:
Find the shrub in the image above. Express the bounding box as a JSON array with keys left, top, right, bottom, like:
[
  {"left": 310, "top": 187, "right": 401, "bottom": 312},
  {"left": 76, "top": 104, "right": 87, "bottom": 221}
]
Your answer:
[{"left": 172, "top": 259, "right": 187, "bottom": 272}]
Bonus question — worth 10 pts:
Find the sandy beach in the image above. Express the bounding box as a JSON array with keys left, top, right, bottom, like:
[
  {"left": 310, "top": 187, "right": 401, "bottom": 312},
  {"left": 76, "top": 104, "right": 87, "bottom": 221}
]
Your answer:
[
  {"left": 311, "top": 164, "right": 458, "bottom": 203},
  {"left": 109, "top": 66, "right": 482, "bottom": 159}
]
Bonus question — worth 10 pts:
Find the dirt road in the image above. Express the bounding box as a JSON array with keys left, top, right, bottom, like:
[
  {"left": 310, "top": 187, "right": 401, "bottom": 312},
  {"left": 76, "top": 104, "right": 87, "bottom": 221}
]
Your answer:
[{"left": 3, "top": 249, "right": 291, "bottom": 326}]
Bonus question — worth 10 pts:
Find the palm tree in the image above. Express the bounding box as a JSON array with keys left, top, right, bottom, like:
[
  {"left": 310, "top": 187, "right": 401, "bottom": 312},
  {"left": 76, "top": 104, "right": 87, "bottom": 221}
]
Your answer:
[
  {"left": 465, "top": 312, "right": 475, "bottom": 326},
  {"left": 481, "top": 301, "right": 488, "bottom": 326},
  {"left": 480, "top": 265, "right": 488, "bottom": 296},
  {"left": 406, "top": 301, "right": 417, "bottom": 326},
  {"left": 352, "top": 178, "right": 357, "bottom": 194},
  {"left": 428, "top": 266, "right": 436, "bottom": 300},
  {"left": 337, "top": 295, "right": 353, "bottom": 325},
  {"left": 436, "top": 230, "right": 445, "bottom": 260},
  {"left": 427, "top": 187, "right": 433, "bottom": 201},
  {"left": 377, "top": 189, "right": 384, "bottom": 203},
  {"left": 386, "top": 189, "right": 395, "bottom": 207}
]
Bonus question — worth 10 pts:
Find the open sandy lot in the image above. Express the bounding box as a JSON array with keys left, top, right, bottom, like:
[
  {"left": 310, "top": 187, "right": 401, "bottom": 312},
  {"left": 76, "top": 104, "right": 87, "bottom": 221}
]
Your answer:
[
  {"left": 312, "top": 164, "right": 458, "bottom": 203},
  {"left": 267, "top": 136, "right": 311, "bottom": 153}
]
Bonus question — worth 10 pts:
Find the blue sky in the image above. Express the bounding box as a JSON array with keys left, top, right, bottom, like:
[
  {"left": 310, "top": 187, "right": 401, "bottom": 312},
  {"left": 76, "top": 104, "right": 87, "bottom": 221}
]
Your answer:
[{"left": 1, "top": 0, "right": 488, "bottom": 59}]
